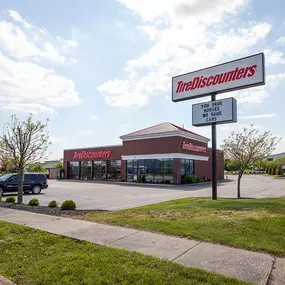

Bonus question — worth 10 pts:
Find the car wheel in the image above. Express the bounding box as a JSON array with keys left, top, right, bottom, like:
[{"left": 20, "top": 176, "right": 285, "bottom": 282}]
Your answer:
[
  {"left": 31, "top": 185, "right": 41, "bottom": 195},
  {"left": 0, "top": 187, "right": 4, "bottom": 196}
]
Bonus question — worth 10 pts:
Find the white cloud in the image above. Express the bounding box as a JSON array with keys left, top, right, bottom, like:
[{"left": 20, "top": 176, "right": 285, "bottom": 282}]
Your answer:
[
  {"left": 98, "top": 0, "right": 272, "bottom": 109},
  {"left": 98, "top": 21, "right": 271, "bottom": 108},
  {"left": 276, "top": 36, "right": 285, "bottom": 43},
  {"left": 2, "top": 102, "right": 54, "bottom": 114},
  {"left": 97, "top": 79, "right": 149, "bottom": 108},
  {"left": 138, "top": 25, "right": 159, "bottom": 40},
  {"left": 219, "top": 72, "right": 285, "bottom": 104},
  {"left": 0, "top": 52, "right": 81, "bottom": 109},
  {"left": 0, "top": 11, "right": 77, "bottom": 64},
  {"left": 56, "top": 36, "right": 78, "bottom": 48},
  {"left": 8, "top": 10, "right": 32, "bottom": 28},
  {"left": 239, "top": 114, "right": 276, "bottom": 119},
  {"left": 0, "top": 10, "right": 81, "bottom": 114},
  {"left": 90, "top": 115, "right": 99, "bottom": 120},
  {"left": 0, "top": 20, "right": 66, "bottom": 63},
  {"left": 264, "top": 49, "right": 285, "bottom": 64},
  {"left": 118, "top": 0, "right": 246, "bottom": 23}
]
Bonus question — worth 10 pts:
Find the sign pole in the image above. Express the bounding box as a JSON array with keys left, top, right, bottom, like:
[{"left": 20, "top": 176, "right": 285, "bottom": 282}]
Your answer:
[{"left": 211, "top": 93, "right": 217, "bottom": 200}]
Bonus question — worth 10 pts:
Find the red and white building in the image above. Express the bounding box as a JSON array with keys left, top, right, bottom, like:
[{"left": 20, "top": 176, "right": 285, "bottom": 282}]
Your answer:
[{"left": 63, "top": 122, "right": 224, "bottom": 184}]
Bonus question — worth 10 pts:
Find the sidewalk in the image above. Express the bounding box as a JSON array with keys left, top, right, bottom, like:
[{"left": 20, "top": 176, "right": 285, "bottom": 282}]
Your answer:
[{"left": 0, "top": 208, "right": 283, "bottom": 285}]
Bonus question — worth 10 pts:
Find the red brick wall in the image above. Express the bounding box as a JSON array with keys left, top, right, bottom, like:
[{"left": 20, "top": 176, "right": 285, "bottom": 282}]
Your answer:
[
  {"left": 195, "top": 149, "right": 224, "bottom": 180},
  {"left": 123, "top": 136, "right": 208, "bottom": 158},
  {"left": 63, "top": 136, "right": 224, "bottom": 182}
]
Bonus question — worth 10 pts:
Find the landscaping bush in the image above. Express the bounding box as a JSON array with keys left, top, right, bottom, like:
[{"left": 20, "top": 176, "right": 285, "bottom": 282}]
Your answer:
[
  {"left": 137, "top": 176, "right": 142, "bottom": 183},
  {"left": 275, "top": 166, "right": 283, "bottom": 176},
  {"left": 185, "top": 175, "right": 197, "bottom": 184},
  {"left": 48, "top": 200, "right": 58, "bottom": 208},
  {"left": 6, "top": 196, "right": 16, "bottom": 203},
  {"left": 271, "top": 165, "right": 277, "bottom": 175},
  {"left": 0, "top": 195, "right": 2, "bottom": 201},
  {"left": 28, "top": 198, "right": 40, "bottom": 206},
  {"left": 61, "top": 200, "right": 76, "bottom": 210}
]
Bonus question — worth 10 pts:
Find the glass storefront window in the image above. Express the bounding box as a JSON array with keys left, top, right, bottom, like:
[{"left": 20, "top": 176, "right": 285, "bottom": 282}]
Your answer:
[
  {"left": 67, "top": 161, "right": 79, "bottom": 179},
  {"left": 108, "top": 160, "right": 121, "bottom": 181},
  {"left": 127, "top": 160, "right": 134, "bottom": 182},
  {"left": 126, "top": 159, "right": 173, "bottom": 183},
  {"left": 164, "top": 159, "right": 173, "bottom": 183},
  {"left": 133, "top": 160, "right": 138, "bottom": 182},
  {"left": 153, "top": 159, "right": 164, "bottom": 183},
  {"left": 81, "top": 161, "right": 92, "bottom": 180},
  {"left": 93, "top": 160, "right": 106, "bottom": 181},
  {"left": 181, "top": 159, "right": 195, "bottom": 183},
  {"left": 145, "top": 159, "right": 154, "bottom": 183}
]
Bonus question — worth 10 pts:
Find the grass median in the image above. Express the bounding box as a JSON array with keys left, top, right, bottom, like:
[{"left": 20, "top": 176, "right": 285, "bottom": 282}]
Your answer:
[
  {"left": 77, "top": 197, "right": 285, "bottom": 256},
  {"left": 0, "top": 222, "right": 250, "bottom": 285}
]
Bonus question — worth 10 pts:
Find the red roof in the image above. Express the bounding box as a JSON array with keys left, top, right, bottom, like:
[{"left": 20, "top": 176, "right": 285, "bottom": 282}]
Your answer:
[
  {"left": 169, "top": 123, "right": 208, "bottom": 139},
  {"left": 121, "top": 122, "right": 209, "bottom": 140}
]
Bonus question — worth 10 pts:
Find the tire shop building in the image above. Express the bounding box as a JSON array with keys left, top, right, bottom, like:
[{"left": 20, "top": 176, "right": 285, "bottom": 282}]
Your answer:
[{"left": 63, "top": 122, "right": 224, "bottom": 184}]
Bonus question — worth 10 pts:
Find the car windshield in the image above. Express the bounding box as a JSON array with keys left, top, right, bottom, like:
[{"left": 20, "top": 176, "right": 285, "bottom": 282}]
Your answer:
[{"left": 0, "top": 174, "right": 13, "bottom": 181}]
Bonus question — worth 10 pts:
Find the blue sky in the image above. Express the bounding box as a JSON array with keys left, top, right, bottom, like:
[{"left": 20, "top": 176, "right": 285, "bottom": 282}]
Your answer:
[{"left": 0, "top": 0, "right": 284, "bottom": 159}]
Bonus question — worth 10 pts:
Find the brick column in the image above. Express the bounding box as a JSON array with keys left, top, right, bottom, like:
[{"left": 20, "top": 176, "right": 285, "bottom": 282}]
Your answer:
[
  {"left": 121, "top": 160, "right": 127, "bottom": 182},
  {"left": 64, "top": 161, "right": 68, "bottom": 179},
  {"left": 173, "top": 158, "right": 181, "bottom": 184}
]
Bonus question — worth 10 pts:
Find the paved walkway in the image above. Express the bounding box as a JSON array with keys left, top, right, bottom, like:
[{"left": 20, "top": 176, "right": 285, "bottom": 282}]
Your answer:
[{"left": 1, "top": 208, "right": 284, "bottom": 285}]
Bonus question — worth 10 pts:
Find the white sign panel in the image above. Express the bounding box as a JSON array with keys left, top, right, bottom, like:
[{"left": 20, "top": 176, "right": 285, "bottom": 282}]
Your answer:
[
  {"left": 192, "top": 98, "right": 237, "bottom": 127},
  {"left": 172, "top": 53, "right": 265, "bottom": 102}
]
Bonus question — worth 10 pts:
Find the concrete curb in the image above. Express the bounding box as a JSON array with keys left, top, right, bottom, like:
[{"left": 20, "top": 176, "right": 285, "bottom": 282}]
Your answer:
[{"left": 0, "top": 276, "right": 16, "bottom": 285}]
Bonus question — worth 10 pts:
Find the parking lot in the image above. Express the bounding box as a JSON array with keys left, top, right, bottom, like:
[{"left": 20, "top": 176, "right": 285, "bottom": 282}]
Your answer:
[{"left": 3, "top": 175, "right": 284, "bottom": 210}]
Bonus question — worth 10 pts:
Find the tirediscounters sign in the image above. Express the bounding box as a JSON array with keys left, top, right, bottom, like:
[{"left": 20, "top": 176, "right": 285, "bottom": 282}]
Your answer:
[
  {"left": 192, "top": 98, "right": 237, "bottom": 127},
  {"left": 172, "top": 53, "right": 265, "bottom": 102}
]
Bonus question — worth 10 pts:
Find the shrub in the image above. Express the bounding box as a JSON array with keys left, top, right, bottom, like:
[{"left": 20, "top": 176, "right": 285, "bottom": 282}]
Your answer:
[
  {"left": 61, "top": 200, "right": 76, "bottom": 210},
  {"left": 275, "top": 166, "right": 283, "bottom": 176},
  {"left": 137, "top": 176, "right": 142, "bottom": 183},
  {"left": 185, "top": 175, "right": 197, "bottom": 184},
  {"left": 48, "top": 200, "right": 58, "bottom": 208},
  {"left": 0, "top": 195, "right": 2, "bottom": 201},
  {"left": 271, "top": 165, "right": 277, "bottom": 175},
  {"left": 6, "top": 196, "right": 16, "bottom": 203},
  {"left": 28, "top": 198, "right": 40, "bottom": 206}
]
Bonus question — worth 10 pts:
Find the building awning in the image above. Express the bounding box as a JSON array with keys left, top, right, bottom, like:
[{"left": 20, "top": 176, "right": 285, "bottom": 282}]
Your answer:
[{"left": 121, "top": 153, "right": 209, "bottom": 161}]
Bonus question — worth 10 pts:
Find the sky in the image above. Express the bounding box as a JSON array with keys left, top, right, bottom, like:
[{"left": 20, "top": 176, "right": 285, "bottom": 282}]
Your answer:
[{"left": 0, "top": 0, "right": 284, "bottom": 160}]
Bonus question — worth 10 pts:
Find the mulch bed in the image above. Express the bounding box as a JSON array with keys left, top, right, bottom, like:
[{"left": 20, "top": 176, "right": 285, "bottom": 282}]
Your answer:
[{"left": 0, "top": 201, "right": 106, "bottom": 216}]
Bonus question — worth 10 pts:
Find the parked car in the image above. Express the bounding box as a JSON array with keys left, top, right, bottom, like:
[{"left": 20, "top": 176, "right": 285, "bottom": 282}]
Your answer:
[{"left": 0, "top": 173, "right": 48, "bottom": 196}]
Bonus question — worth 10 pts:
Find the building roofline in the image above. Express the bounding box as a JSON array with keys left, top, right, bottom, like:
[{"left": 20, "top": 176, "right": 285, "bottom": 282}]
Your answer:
[
  {"left": 64, "top": 144, "right": 122, "bottom": 152},
  {"left": 120, "top": 122, "right": 210, "bottom": 143}
]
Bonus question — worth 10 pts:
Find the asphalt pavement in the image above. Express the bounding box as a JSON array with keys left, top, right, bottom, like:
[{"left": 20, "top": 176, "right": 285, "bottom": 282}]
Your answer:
[{"left": 2, "top": 175, "right": 284, "bottom": 210}]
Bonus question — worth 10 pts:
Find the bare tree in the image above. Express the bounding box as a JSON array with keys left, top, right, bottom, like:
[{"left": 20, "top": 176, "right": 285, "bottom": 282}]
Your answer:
[
  {"left": 221, "top": 125, "right": 279, "bottom": 199},
  {"left": 0, "top": 115, "right": 51, "bottom": 203}
]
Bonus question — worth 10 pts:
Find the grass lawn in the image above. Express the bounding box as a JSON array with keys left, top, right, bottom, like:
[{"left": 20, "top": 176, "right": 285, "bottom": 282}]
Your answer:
[
  {"left": 0, "top": 222, "right": 250, "bottom": 285},
  {"left": 77, "top": 197, "right": 285, "bottom": 256}
]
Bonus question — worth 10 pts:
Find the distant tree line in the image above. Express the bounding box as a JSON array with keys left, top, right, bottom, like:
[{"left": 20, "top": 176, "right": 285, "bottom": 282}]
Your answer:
[{"left": 224, "top": 157, "right": 285, "bottom": 176}]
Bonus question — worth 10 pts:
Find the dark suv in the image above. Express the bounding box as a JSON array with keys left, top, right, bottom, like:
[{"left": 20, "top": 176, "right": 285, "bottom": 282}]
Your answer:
[{"left": 0, "top": 173, "right": 48, "bottom": 196}]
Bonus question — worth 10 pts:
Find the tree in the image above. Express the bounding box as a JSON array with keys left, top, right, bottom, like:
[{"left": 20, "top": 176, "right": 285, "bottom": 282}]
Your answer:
[
  {"left": 28, "top": 163, "right": 48, "bottom": 175},
  {"left": 252, "top": 159, "right": 269, "bottom": 171},
  {"left": 55, "top": 161, "right": 63, "bottom": 169},
  {"left": 221, "top": 125, "right": 279, "bottom": 199},
  {"left": 0, "top": 115, "right": 50, "bottom": 203}
]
